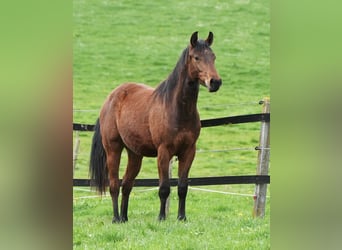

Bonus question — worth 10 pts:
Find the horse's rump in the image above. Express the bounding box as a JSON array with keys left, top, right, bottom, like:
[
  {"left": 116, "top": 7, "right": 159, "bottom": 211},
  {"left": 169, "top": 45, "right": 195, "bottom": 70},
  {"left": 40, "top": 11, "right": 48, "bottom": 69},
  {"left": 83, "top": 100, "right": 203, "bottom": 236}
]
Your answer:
[{"left": 101, "top": 83, "right": 157, "bottom": 156}]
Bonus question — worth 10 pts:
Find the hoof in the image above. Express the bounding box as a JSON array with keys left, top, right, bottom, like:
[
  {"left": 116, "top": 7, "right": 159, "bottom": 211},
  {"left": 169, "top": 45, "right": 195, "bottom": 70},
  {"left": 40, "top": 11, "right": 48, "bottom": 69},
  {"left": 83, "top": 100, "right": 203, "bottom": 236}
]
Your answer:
[
  {"left": 177, "top": 215, "right": 187, "bottom": 221},
  {"left": 158, "top": 215, "right": 166, "bottom": 221},
  {"left": 112, "top": 217, "right": 121, "bottom": 224},
  {"left": 112, "top": 216, "right": 128, "bottom": 224},
  {"left": 120, "top": 217, "right": 128, "bottom": 223}
]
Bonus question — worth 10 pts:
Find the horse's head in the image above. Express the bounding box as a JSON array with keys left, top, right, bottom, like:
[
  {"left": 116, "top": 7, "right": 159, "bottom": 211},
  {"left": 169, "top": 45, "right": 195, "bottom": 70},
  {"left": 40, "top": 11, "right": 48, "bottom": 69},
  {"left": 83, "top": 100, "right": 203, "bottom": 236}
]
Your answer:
[{"left": 187, "top": 31, "right": 222, "bottom": 92}]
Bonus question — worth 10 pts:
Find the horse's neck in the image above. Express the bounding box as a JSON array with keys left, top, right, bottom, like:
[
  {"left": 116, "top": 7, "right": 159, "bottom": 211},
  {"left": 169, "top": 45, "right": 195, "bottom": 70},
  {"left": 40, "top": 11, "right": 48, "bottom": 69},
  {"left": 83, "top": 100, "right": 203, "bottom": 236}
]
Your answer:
[
  {"left": 154, "top": 48, "right": 199, "bottom": 119},
  {"left": 168, "top": 69, "right": 199, "bottom": 120}
]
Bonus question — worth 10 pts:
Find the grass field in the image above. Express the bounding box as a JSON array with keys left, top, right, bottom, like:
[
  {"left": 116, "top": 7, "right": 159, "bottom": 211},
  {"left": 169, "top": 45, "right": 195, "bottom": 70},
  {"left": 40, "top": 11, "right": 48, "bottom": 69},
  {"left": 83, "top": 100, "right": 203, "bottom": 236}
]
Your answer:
[
  {"left": 74, "top": 189, "right": 269, "bottom": 249},
  {"left": 73, "top": 0, "right": 270, "bottom": 249}
]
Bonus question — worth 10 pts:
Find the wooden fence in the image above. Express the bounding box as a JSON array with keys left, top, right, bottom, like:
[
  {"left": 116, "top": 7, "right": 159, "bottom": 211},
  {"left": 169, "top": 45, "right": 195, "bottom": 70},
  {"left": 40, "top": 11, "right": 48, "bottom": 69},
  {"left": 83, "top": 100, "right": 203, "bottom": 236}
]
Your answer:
[{"left": 73, "top": 98, "right": 270, "bottom": 217}]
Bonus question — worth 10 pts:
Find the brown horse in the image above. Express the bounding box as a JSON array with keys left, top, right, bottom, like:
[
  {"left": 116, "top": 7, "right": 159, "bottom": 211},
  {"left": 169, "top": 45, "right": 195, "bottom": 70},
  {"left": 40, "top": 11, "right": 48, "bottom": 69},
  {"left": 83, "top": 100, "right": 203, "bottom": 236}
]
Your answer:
[{"left": 89, "top": 31, "right": 222, "bottom": 223}]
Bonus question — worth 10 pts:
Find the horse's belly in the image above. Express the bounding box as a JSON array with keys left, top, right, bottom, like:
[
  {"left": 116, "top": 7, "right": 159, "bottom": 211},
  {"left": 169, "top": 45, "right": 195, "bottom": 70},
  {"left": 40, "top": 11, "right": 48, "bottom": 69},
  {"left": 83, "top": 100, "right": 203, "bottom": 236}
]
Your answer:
[
  {"left": 138, "top": 145, "right": 158, "bottom": 157},
  {"left": 121, "top": 131, "right": 157, "bottom": 157},
  {"left": 118, "top": 117, "right": 157, "bottom": 157}
]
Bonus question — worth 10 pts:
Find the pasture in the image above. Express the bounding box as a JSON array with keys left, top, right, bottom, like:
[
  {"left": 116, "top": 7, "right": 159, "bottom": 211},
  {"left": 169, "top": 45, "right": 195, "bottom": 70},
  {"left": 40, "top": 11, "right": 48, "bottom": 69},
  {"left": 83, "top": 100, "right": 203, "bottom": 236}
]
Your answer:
[{"left": 73, "top": 0, "right": 270, "bottom": 249}]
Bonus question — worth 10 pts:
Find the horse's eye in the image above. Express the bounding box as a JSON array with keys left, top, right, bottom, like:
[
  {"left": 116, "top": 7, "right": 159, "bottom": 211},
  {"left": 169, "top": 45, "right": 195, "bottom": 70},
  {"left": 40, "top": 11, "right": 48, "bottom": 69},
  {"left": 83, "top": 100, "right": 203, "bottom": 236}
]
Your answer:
[{"left": 194, "top": 56, "right": 200, "bottom": 61}]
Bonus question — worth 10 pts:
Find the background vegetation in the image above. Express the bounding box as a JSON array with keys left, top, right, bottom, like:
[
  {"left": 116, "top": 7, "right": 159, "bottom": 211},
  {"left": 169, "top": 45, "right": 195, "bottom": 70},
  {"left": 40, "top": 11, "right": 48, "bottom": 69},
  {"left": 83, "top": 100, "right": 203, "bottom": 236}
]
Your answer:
[{"left": 73, "top": 0, "right": 270, "bottom": 249}]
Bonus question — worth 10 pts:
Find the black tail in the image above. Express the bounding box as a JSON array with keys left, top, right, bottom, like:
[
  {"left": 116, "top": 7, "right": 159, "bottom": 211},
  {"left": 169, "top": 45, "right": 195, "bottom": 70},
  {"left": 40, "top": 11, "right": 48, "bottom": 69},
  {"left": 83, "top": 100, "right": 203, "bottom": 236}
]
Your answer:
[{"left": 89, "top": 118, "right": 108, "bottom": 194}]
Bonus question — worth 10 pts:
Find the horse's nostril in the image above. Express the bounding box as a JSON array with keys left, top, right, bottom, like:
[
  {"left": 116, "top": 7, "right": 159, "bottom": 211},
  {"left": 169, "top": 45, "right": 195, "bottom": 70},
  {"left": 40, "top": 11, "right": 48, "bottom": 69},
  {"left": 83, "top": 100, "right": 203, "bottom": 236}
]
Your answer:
[
  {"left": 210, "top": 78, "right": 222, "bottom": 85},
  {"left": 209, "top": 79, "right": 222, "bottom": 92}
]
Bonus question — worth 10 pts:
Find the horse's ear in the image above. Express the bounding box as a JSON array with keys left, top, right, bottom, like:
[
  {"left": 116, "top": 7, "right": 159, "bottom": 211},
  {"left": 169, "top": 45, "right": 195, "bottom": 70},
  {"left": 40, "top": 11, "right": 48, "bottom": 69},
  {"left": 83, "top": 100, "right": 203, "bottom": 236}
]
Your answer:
[
  {"left": 190, "top": 31, "right": 198, "bottom": 47},
  {"left": 205, "top": 31, "right": 214, "bottom": 46}
]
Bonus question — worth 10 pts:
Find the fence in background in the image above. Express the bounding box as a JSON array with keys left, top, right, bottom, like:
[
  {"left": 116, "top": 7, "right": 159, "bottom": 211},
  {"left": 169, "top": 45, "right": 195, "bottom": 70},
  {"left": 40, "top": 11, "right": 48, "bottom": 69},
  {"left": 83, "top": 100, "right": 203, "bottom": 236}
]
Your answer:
[{"left": 73, "top": 98, "right": 270, "bottom": 217}]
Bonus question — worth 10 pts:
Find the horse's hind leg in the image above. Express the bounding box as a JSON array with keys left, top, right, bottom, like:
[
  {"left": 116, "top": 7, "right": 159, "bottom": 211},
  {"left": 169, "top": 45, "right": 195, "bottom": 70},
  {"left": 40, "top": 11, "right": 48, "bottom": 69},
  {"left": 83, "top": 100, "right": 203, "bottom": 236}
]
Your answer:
[
  {"left": 177, "top": 146, "right": 196, "bottom": 221},
  {"left": 106, "top": 143, "right": 124, "bottom": 223},
  {"left": 120, "top": 149, "right": 143, "bottom": 222},
  {"left": 157, "top": 146, "right": 172, "bottom": 221}
]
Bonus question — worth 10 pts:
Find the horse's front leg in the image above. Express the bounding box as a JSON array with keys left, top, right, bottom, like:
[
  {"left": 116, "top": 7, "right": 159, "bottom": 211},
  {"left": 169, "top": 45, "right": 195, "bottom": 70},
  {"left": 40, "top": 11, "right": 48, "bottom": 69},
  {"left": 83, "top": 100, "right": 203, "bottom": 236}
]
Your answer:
[
  {"left": 177, "top": 146, "right": 196, "bottom": 221},
  {"left": 157, "top": 146, "right": 172, "bottom": 221}
]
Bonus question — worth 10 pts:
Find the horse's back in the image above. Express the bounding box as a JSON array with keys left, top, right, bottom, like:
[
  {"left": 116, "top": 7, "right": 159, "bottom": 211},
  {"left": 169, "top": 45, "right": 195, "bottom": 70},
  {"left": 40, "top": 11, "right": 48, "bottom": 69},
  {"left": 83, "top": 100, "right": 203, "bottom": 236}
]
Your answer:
[{"left": 102, "top": 83, "right": 153, "bottom": 114}]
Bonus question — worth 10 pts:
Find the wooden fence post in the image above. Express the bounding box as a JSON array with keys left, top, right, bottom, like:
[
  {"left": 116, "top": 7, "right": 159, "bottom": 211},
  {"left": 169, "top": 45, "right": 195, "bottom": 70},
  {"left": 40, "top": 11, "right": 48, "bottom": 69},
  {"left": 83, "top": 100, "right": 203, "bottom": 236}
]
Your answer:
[
  {"left": 253, "top": 97, "right": 270, "bottom": 218},
  {"left": 165, "top": 158, "right": 173, "bottom": 217},
  {"left": 73, "top": 131, "right": 81, "bottom": 177}
]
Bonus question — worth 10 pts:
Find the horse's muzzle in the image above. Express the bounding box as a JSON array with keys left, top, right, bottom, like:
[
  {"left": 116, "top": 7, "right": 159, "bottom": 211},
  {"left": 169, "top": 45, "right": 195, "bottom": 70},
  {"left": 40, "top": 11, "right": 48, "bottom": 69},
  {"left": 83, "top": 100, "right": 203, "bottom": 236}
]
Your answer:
[{"left": 209, "top": 79, "right": 222, "bottom": 92}]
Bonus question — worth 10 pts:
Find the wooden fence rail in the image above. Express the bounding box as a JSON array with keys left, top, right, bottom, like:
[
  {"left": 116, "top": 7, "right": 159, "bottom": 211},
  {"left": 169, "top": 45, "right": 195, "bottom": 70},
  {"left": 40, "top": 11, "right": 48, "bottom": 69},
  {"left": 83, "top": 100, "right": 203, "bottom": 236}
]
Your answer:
[
  {"left": 73, "top": 175, "right": 270, "bottom": 187},
  {"left": 73, "top": 113, "right": 270, "bottom": 131}
]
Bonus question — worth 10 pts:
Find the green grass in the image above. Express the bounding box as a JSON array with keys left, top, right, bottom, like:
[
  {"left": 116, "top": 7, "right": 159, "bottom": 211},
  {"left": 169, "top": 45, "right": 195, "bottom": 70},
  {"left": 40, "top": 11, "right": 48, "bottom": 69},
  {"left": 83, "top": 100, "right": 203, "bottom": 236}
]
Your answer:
[
  {"left": 73, "top": 189, "right": 270, "bottom": 249},
  {"left": 73, "top": 0, "right": 270, "bottom": 248}
]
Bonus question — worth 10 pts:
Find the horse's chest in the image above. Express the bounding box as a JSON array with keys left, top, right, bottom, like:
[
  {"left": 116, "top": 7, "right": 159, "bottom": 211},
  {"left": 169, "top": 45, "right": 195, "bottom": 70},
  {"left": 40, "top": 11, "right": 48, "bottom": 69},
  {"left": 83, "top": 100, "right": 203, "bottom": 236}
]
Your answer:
[
  {"left": 174, "top": 127, "right": 200, "bottom": 145},
  {"left": 154, "top": 124, "right": 200, "bottom": 151}
]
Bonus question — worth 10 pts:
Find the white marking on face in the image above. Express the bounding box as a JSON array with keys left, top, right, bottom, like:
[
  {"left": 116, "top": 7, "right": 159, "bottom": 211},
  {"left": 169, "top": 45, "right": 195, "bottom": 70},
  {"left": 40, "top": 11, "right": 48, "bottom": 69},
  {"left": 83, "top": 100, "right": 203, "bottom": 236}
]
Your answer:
[{"left": 204, "top": 78, "right": 211, "bottom": 88}]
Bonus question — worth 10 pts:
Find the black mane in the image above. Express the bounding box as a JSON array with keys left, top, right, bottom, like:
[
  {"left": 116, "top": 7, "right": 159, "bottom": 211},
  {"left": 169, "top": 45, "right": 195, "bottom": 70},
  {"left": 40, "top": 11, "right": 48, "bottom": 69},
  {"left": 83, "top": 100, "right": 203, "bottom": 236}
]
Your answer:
[
  {"left": 153, "top": 39, "right": 211, "bottom": 102},
  {"left": 153, "top": 47, "right": 189, "bottom": 101}
]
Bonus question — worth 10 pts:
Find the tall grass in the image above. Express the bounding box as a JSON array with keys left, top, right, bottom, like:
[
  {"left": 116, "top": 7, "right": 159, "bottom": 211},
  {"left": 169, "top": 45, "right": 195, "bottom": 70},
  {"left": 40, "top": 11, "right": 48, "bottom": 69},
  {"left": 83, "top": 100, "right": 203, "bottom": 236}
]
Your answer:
[{"left": 73, "top": 0, "right": 270, "bottom": 248}]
